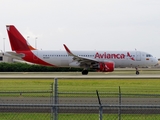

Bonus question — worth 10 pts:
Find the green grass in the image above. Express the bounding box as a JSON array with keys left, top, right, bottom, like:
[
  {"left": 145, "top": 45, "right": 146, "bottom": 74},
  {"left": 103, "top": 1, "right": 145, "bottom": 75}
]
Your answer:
[
  {"left": 0, "top": 113, "right": 50, "bottom": 120},
  {"left": 58, "top": 79, "right": 160, "bottom": 93},
  {"left": 0, "top": 78, "right": 160, "bottom": 96},
  {"left": 0, "top": 79, "right": 160, "bottom": 93},
  {"left": 58, "top": 114, "right": 160, "bottom": 120},
  {"left": 1, "top": 113, "right": 160, "bottom": 120}
]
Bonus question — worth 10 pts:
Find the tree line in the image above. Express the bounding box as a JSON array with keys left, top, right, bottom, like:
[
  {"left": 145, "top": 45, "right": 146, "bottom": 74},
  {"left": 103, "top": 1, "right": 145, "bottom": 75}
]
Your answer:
[{"left": 0, "top": 62, "right": 95, "bottom": 72}]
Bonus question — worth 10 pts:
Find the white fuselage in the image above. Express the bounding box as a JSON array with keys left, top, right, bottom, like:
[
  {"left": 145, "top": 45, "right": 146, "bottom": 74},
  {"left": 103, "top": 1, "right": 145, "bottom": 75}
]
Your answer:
[{"left": 30, "top": 50, "right": 158, "bottom": 68}]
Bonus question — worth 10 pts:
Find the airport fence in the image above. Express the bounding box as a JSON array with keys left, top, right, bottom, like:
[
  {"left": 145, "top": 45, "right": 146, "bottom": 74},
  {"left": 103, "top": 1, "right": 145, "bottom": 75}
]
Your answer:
[
  {"left": 1, "top": 104, "right": 160, "bottom": 120},
  {"left": 0, "top": 104, "right": 160, "bottom": 120},
  {"left": 1, "top": 78, "right": 160, "bottom": 120}
]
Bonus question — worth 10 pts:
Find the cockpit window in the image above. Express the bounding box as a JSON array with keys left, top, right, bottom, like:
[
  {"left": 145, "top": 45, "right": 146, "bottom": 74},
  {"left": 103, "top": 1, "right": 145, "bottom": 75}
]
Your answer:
[{"left": 146, "top": 54, "right": 153, "bottom": 57}]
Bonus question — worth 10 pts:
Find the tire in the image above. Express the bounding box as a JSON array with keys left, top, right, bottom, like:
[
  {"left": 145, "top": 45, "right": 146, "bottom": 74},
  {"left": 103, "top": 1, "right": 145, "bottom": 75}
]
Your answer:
[
  {"left": 136, "top": 71, "right": 139, "bottom": 75},
  {"left": 82, "top": 70, "right": 88, "bottom": 75}
]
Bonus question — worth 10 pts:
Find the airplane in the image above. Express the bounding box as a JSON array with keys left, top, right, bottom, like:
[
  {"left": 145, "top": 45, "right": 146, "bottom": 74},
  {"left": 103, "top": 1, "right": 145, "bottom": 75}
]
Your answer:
[{"left": 4, "top": 25, "right": 158, "bottom": 75}]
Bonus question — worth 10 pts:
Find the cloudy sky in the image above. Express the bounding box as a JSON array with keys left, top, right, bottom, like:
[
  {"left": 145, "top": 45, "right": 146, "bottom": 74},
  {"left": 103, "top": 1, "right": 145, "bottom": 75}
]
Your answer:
[{"left": 0, "top": 0, "right": 160, "bottom": 58}]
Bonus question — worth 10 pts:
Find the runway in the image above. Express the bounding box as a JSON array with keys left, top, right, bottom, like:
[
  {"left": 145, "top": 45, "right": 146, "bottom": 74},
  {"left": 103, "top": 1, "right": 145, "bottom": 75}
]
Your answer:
[{"left": 0, "top": 71, "right": 160, "bottom": 79}]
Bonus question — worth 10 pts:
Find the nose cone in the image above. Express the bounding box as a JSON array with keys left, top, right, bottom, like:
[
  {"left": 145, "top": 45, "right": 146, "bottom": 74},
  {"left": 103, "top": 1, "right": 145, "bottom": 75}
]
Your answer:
[{"left": 154, "top": 58, "right": 159, "bottom": 66}]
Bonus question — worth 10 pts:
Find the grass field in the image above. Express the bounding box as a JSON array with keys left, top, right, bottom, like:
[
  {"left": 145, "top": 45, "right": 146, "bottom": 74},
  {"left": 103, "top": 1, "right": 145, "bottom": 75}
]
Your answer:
[
  {"left": 0, "top": 78, "right": 160, "bottom": 94},
  {"left": 0, "top": 113, "right": 50, "bottom": 120},
  {"left": 1, "top": 113, "right": 160, "bottom": 120}
]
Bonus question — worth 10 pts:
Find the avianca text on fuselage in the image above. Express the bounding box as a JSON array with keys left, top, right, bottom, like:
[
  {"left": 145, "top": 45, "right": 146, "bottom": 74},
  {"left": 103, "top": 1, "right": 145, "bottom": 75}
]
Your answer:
[{"left": 94, "top": 52, "right": 135, "bottom": 60}]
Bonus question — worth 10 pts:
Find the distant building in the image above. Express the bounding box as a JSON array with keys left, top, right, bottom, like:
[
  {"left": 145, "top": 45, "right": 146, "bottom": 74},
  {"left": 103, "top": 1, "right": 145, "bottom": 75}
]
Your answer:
[
  {"left": 0, "top": 53, "right": 33, "bottom": 64},
  {"left": 0, "top": 53, "right": 14, "bottom": 63}
]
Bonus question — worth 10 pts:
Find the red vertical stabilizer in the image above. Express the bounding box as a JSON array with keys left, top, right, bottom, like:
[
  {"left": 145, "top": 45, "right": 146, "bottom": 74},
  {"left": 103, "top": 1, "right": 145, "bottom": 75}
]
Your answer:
[{"left": 6, "top": 25, "right": 36, "bottom": 51}]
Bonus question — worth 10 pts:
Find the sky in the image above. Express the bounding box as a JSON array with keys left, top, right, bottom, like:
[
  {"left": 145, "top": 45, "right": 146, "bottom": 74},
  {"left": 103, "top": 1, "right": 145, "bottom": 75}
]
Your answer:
[{"left": 0, "top": 0, "right": 160, "bottom": 58}]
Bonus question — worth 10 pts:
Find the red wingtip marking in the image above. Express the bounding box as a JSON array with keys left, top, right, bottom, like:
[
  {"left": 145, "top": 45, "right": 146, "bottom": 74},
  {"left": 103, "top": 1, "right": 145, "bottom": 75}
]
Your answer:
[{"left": 63, "top": 44, "right": 71, "bottom": 54}]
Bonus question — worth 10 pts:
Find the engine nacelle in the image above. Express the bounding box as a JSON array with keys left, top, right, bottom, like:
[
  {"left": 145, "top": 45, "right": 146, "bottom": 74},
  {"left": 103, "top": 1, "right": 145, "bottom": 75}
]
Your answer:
[
  {"left": 69, "top": 62, "right": 80, "bottom": 68},
  {"left": 98, "top": 62, "right": 114, "bottom": 72}
]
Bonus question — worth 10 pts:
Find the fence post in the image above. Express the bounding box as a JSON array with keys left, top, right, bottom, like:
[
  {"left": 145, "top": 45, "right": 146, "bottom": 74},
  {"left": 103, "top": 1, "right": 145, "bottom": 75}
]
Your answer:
[
  {"left": 118, "top": 86, "right": 121, "bottom": 120},
  {"left": 51, "top": 83, "right": 54, "bottom": 120},
  {"left": 96, "top": 90, "right": 103, "bottom": 120},
  {"left": 54, "top": 78, "right": 58, "bottom": 120}
]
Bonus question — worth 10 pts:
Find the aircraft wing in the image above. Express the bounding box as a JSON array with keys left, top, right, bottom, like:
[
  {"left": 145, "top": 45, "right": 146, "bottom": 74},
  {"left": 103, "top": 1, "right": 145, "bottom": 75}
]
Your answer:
[
  {"left": 3, "top": 51, "right": 24, "bottom": 60},
  {"left": 63, "top": 44, "right": 105, "bottom": 65}
]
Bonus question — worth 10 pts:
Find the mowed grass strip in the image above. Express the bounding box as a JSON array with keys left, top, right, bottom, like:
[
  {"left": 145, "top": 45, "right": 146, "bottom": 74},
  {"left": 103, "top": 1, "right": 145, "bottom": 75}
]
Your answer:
[
  {"left": 0, "top": 113, "right": 50, "bottom": 120},
  {"left": 1, "top": 113, "right": 160, "bottom": 120},
  {"left": 0, "top": 79, "right": 160, "bottom": 94},
  {"left": 0, "top": 79, "right": 53, "bottom": 91},
  {"left": 58, "top": 79, "right": 160, "bottom": 94}
]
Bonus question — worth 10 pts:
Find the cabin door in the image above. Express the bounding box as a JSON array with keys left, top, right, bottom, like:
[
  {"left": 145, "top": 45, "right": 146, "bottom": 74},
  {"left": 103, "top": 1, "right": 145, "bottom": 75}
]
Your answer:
[{"left": 136, "top": 51, "right": 141, "bottom": 61}]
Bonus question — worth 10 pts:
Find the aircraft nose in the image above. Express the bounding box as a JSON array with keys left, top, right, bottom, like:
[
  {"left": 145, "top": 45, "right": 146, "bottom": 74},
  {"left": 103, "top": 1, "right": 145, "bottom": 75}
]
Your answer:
[{"left": 154, "top": 58, "right": 159, "bottom": 66}]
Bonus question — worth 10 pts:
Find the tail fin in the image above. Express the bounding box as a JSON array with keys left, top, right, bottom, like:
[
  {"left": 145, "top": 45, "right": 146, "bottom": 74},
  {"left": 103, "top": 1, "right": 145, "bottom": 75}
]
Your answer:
[{"left": 6, "top": 25, "right": 36, "bottom": 51}]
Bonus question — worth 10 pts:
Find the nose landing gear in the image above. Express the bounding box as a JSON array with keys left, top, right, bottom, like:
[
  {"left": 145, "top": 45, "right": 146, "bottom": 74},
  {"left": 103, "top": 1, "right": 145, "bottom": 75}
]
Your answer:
[{"left": 135, "top": 67, "right": 139, "bottom": 75}]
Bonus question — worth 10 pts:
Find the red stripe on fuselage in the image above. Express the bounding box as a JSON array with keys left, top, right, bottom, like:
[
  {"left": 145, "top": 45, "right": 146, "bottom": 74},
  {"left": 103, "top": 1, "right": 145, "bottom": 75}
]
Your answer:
[{"left": 16, "top": 51, "right": 56, "bottom": 67}]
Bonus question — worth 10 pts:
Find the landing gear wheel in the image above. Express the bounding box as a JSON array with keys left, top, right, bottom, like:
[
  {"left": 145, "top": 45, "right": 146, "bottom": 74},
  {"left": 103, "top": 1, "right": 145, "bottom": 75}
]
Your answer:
[
  {"left": 135, "top": 67, "right": 139, "bottom": 75},
  {"left": 136, "top": 71, "right": 139, "bottom": 75},
  {"left": 82, "top": 70, "right": 88, "bottom": 75}
]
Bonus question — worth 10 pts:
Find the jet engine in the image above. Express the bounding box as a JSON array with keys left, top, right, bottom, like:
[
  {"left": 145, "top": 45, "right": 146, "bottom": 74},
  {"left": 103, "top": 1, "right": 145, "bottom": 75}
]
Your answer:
[
  {"left": 69, "top": 61, "right": 80, "bottom": 67},
  {"left": 92, "top": 62, "right": 114, "bottom": 72}
]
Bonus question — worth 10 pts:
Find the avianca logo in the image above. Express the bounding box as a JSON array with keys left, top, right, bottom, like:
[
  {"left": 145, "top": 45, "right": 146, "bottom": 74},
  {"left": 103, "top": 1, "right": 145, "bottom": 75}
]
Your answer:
[
  {"left": 104, "top": 64, "right": 109, "bottom": 71},
  {"left": 127, "top": 52, "right": 135, "bottom": 61},
  {"left": 94, "top": 52, "right": 135, "bottom": 61}
]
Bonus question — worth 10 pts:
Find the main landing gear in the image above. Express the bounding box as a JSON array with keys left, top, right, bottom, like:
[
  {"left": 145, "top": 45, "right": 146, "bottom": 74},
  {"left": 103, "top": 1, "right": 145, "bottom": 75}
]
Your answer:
[
  {"left": 82, "top": 70, "right": 88, "bottom": 75},
  {"left": 135, "top": 67, "right": 139, "bottom": 75},
  {"left": 82, "top": 68, "right": 140, "bottom": 75}
]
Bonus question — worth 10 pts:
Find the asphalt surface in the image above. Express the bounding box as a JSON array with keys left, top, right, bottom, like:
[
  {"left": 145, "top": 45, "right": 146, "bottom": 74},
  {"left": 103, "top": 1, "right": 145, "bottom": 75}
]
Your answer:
[
  {"left": 1, "top": 97, "right": 160, "bottom": 113},
  {"left": 0, "top": 71, "right": 160, "bottom": 79},
  {"left": 1, "top": 97, "right": 160, "bottom": 105}
]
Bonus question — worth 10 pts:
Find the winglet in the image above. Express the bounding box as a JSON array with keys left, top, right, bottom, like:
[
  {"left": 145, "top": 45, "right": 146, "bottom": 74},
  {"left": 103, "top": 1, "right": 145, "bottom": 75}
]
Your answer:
[{"left": 63, "top": 44, "right": 74, "bottom": 56}]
